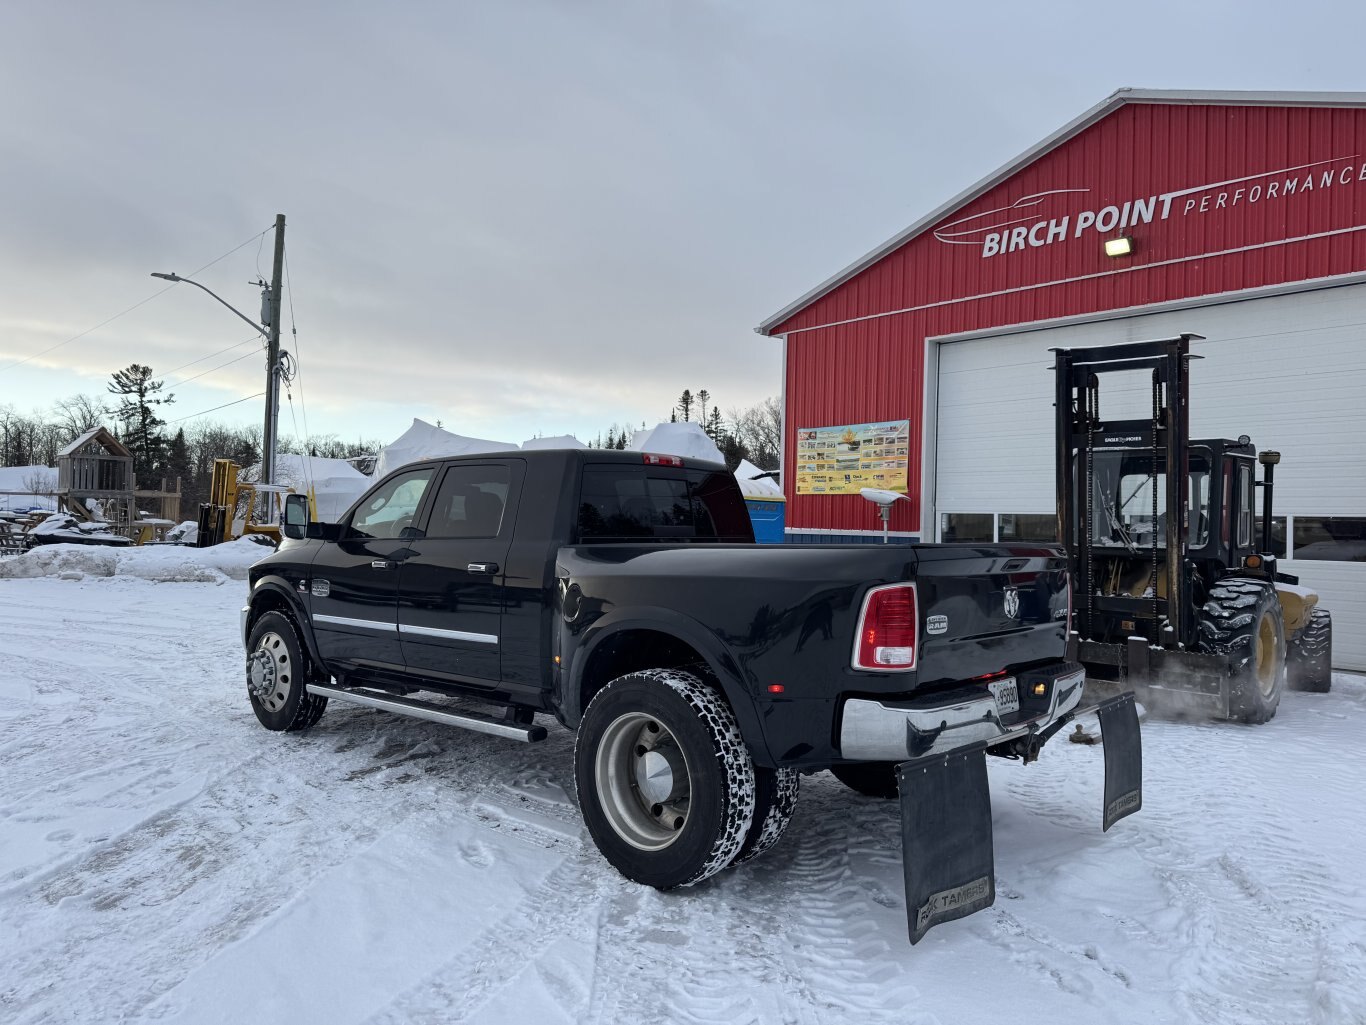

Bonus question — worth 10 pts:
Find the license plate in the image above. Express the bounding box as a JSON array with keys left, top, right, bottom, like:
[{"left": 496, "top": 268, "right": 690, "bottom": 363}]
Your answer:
[{"left": 988, "top": 677, "right": 1019, "bottom": 716}]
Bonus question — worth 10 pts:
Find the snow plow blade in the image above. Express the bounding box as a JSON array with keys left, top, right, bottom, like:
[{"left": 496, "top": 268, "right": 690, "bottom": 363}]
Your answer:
[
  {"left": 1098, "top": 691, "right": 1143, "bottom": 830},
  {"left": 897, "top": 742, "right": 995, "bottom": 945}
]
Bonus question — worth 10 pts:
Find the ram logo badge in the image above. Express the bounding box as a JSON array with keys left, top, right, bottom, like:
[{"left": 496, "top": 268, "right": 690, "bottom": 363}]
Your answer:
[
  {"left": 1002, "top": 587, "right": 1020, "bottom": 620},
  {"left": 926, "top": 614, "right": 949, "bottom": 635},
  {"left": 311, "top": 579, "right": 331, "bottom": 598}
]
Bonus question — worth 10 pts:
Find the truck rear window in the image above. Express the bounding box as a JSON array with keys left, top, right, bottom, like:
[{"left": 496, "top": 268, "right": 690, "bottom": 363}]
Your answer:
[{"left": 576, "top": 467, "right": 753, "bottom": 543}]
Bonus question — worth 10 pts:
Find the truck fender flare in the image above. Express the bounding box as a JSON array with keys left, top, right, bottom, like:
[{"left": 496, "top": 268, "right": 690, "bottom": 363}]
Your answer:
[
  {"left": 247, "top": 577, "right": 325, "bottom": 668},
  {"left": 562, "top": 607, "right": 774, "bottom": 766}
]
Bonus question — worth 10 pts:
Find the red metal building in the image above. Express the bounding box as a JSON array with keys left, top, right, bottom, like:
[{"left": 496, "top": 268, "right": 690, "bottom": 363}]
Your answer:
[{"left": 758, "top": 89, "right": 1366, "bottom": 667}]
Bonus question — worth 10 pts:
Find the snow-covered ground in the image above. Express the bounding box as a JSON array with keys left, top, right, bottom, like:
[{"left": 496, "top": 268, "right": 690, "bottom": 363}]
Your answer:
[{"left": 2, "top": 574, "right": 1364, "bottom": 1025}]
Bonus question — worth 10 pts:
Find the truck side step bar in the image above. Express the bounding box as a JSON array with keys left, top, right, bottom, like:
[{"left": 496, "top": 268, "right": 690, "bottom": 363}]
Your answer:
[{"left": 305, "top": 682, "right": 548, "bottom": 742}]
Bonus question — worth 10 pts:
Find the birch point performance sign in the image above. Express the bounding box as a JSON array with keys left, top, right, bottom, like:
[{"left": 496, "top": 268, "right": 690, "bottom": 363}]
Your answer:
[{"left": 794, "top": 420, "right": 910, "bottom": 495}]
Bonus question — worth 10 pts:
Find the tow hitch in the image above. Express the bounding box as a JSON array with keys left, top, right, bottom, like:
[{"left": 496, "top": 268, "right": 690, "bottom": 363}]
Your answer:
[{"left": 897, "top": 691, "right": 1142, "bottom": 944}]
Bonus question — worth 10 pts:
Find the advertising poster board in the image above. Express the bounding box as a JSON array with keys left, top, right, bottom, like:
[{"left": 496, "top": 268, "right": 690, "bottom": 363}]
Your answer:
[{"left": 794, "top": 420, "right": 910, "bottom": 495}]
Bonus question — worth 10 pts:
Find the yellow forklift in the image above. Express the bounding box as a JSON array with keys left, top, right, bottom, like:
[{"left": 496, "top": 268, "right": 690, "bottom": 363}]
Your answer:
[
  {"left": 195, "top": 459, "right": 309, "bottom": 547},
  {"left": 1056, "top": 334, "right": 1332, "bottom": 723}
]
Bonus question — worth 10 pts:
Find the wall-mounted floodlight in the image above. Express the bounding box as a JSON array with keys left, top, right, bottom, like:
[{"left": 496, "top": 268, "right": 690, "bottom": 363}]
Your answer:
[{"left": 1104, "top": 236, "right": 1134, "bottom": 258}]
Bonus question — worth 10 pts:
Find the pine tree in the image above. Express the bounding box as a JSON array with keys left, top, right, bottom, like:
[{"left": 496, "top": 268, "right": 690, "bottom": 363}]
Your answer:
[
  {"left": 107, "top": 364, "right": 174, "bottom": 484},
  {"left": 676, "top": 389, "right": 694, "bottom": 422},
  {"left": 706, "top": 405, "right": 723, "bottom": 441},
  {"left": 165, "top": 428, "right": 192, "bottom": 495}
]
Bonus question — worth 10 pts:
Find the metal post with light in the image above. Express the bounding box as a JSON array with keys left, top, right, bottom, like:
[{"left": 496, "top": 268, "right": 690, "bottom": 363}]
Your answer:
[{"left": 151, "top": 214, "right": 288, "bottom": 505}]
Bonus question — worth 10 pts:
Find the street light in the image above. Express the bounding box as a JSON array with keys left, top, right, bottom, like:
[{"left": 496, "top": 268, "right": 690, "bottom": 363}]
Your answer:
[
  {"left": 149, "top": 272, "right": 268, "bottom": 339},
  {"left": 151, "top": 213, "right": 287, "bottom": 507}
]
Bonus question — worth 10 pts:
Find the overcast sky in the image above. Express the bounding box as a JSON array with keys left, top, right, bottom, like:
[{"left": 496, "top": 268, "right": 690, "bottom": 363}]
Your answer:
[{"left": 4, "top": 1, "right": 1365, "bottom": 449}]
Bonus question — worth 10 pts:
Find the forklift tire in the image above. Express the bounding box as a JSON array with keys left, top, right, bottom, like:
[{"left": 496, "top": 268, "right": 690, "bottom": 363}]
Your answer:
[
  {"left": 1286, "top": 608, "right": 1332, "bottom": 694},
  {"left": 1198, "top": 579, "right": 1285, "bottom": 724},
  {"left": 830, "top": 761, "right": 900, "bottom": 799}
]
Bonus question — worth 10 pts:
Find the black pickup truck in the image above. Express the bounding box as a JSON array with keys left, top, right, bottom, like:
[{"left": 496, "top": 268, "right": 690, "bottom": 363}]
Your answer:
[{"left": 242, "top": 448, "right": 1141, "bottom": 942}]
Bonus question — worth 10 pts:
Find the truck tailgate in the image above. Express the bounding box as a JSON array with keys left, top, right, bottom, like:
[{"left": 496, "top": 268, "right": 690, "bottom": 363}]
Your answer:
[{"left": 910, "top": 545, "right": 1069, "bottom": 688}]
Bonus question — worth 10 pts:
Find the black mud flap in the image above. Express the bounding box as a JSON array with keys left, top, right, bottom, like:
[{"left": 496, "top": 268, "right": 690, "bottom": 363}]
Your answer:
[
  {"left": 1098, "top": 692, "right": 1143, "bottom": 831},
  {"left": 897, "top": 742, "right": 994, "bottom": 945}
]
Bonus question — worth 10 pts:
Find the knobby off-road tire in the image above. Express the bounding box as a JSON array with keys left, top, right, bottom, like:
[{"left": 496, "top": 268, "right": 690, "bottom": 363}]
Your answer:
[
  {"left": 575, "top": 669, "right": 755, "bottom": 889},
  {"left": 732, "top": 766, "right": 800, "bottom": 866},
  {"left": 246, "top": 610, "right": 328, "bottom": 731},
  {"left": 830, "top": 761, "right": 901, "bottom": 799},
  {"left": 1286, "top": 608, "right": 1333, "bottom": 693},
  {"left": 1198, "top": 579, "right": 1285, "bottom": 724}
]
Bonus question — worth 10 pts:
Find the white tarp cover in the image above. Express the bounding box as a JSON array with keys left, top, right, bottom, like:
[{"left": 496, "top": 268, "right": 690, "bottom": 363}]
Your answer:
[
  {"left": 734, "top": 458, "right": 782, "bottom": 498},
  {"left": 247, "top": 454, "right": 371, "bottom": 523},
  {"left": 627, "top": 422, "right": 725, "bottom": 465},
  {"left": 373, "top": 419, "right": 518, "bottom": 479},
  {"left": 521, "top": 435, "right": 587, "bottom": 450}
]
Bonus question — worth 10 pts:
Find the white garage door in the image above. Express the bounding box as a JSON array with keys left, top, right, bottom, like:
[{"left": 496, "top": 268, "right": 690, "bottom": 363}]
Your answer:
[{"left": 932, "top": 281, "right": 1366, "bottom": 670}]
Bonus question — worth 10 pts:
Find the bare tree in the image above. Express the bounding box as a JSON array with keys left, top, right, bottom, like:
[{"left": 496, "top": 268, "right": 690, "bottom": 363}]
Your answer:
[
  {"left": 52, "top": 394, "right": 108, "bottom": 442},
  {"left": 729, "top": 396, "right": 782, "bottom": 470}
]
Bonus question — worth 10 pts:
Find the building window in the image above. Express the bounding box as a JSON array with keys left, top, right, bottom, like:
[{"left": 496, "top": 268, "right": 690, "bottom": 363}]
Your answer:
[
  {"left": 1253, "top": 516, "right": 1287, "bottom": 558},
  {"left": 940, "top": 513, "right": 993, "bottom": 543},
  {"left": 999, "top": 514, "right": 1057, "bottom": 543},
  {"left": 1291, "top": 516, "right": 1366, "bottom": 562}
]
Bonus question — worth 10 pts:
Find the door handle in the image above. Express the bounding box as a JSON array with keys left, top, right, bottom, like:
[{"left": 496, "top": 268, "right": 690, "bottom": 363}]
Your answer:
[
  {"left": 371, "top": 560, "right": 394, "bottom": 570},
  {"left": 467, "top": 562, "right": 499, "bottom": 575}
]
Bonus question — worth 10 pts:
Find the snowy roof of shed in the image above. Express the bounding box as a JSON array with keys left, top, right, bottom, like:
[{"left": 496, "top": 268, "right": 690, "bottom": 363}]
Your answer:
[
  {"left": 756, "top": 88, "right": 1366, "bottom": 336},
  {"left": 57, "top": 426, "right": 132, "bottom": 459}
]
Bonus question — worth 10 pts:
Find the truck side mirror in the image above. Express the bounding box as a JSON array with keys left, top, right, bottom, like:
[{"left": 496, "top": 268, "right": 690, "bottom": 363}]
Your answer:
[{"left": 283, "top": 493, "right": 309, "bottom": 540}]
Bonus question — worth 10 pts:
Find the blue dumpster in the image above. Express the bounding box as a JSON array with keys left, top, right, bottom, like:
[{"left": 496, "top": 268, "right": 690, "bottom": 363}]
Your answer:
[{"left": 745, "top": 495, "right": 786, "bottom": 544}]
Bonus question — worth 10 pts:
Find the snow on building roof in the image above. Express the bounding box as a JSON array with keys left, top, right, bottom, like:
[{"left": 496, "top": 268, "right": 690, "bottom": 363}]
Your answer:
[
  {"left": 373, "top": 419, "right": 519, "bottom": 478},
  {"left": 57, "top": 426, "right": 131, "bottom": 459},
  {"left": 521, "top": 435, "right": 587, "bottom": 450},
  {"left": 627, "top": 422, "right": 725, "bottom": 465}
]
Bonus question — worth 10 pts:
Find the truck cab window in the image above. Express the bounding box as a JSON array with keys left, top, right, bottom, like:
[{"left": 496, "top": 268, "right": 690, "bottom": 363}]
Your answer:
[
  {"left": 348, "top": 468, "right": 434, "bottom": 540},
  {"left": 425, "top": 465, "right": 511, "bottom": 539}
]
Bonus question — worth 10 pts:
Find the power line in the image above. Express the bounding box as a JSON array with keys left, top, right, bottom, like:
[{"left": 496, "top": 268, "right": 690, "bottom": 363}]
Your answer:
[
  {"left": 162, "top": 334, "right": 262, "bottom": 379},
  {"left": 170, "top": 346, "right": 262, "bottom": 388},
  {"left": 166, "top": 391, "right": 266, "bottom": 425},
  {"left": 0, "top": 225, "right": 273, "bottom": 373}
]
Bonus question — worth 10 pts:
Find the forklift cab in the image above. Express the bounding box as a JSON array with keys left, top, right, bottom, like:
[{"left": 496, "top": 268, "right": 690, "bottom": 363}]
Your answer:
[{"left": 1087, "top": 438, "right": 1264, "bottom": 569}]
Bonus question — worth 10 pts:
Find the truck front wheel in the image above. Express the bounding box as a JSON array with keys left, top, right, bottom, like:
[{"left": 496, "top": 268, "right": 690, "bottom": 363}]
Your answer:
[
  {"left": 246, "top": 610, "right": 328, "bottom": 731},
  {"left": 575, "top": 669, "right": 755, "bottom": 889}
]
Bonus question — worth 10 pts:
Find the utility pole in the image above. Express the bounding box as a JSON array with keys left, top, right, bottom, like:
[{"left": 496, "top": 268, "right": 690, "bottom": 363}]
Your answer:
[{"left": 262, "top": 213, "right": 286, "bottom": 493}]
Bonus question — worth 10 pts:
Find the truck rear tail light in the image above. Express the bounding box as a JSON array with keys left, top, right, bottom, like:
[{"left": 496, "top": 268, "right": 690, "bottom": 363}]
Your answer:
[
  {"left": 853, "top": 583, "right": 918, "bottom": 671},
  {"left": 642, "top": 453, "right": 684, "bottom": 467}
]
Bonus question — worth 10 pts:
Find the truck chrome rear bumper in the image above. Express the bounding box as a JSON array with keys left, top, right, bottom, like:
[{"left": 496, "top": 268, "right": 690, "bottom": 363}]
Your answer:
[{"left": 839, "top": 664, "right": 1086, "bottom": 761}]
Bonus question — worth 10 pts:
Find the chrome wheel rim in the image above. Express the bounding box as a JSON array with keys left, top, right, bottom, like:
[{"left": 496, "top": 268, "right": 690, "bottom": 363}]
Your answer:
[
  {"left": 248, "top": 631, "right": 292, "bottom": 712},
  {"left": 595, "top": 711, "right": 691, "bottom": 851}
]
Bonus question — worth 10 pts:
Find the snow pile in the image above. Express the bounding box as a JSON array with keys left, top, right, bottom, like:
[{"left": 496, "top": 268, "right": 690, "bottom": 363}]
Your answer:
[
  {"left": 0, "top": 536, "right": 269, "bottom": 582},
  {"left": 0, "top": 464, "right": 58, "bottom": 512},
  {"left": 627, "top": 422, "right": 725, "bottom": 465},
  {"left": 374, "top": 418, "right": 518, "bottom": 477},
  {"left": 521, "top": 434, "right": 587, "bottom": 450},
  {"left": 734, "top": 458, "right": 782, "bottom": 498},
  {"left": 248, "top": 453, "right": 370, "bottom": 522}
]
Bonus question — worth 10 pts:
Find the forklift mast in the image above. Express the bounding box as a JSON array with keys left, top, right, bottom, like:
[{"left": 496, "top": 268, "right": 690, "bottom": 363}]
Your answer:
[{"left": 1054, "top": 334, "right": 1201, "bottom": 649}]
